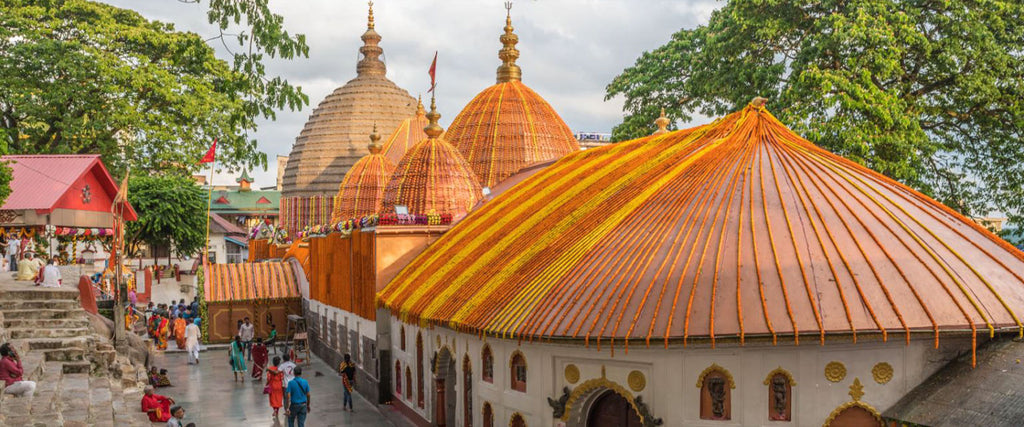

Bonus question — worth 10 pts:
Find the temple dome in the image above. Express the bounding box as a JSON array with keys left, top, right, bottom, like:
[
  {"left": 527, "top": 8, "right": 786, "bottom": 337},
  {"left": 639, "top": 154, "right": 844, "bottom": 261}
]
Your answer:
[
  {"left": 381, "top": 97, "right": 430, "bottom": 166},
  {"left": 380, "top": 98, "right": 482, "bottom": 219},
  {"left": 379, "top": 102, "right": 1024, "bottom": 351},
  {"left": 331, "top": 126, "right": 396, "bottom": 223},
  {"left": 281, "top": 4, "right": 416, "bottom": 200},
  {"left": 445, "top": 6, "right": 579, "bottom": 189}
]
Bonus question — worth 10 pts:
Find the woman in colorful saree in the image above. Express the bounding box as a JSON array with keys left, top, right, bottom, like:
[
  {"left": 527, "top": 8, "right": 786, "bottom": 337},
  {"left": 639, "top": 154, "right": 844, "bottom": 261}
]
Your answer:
[
  {"left": 230, "top": 335, "right": 247, "bottom": 382},
  {"left": 155, "top": 315, "right": 170, "bottom": 350},
  {"left": 172, "top": 315, "right": 187, "bottom": 349}
]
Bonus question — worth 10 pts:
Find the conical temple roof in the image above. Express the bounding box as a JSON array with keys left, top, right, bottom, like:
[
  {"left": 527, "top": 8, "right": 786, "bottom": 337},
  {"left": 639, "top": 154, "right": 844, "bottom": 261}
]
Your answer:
[
  {"left": 380, "top": 103, "right": 1024, "bottom": 351},
  {"left": 445, "top": 5, "right": 579, "bottom": 189},
  {"left": 332, "top": 126, "right": 396, "bottom": 222},
  {"left": 380, "top": 98, "right": 482, "bottom": 219},
  {"left": 381, "top": 97, "right": 430, "bottom": 167},
  {"left": 281, "top": 4, "right": 416, "bottom": 199}
]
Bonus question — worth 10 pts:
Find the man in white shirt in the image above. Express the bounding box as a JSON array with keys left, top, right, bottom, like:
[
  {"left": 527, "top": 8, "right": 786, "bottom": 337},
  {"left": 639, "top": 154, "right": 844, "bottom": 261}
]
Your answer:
[
  {"left": 238, "top": 317, "right": 255, "bottom": 360},
  {"left": 279, "top": 353, "right": 297, "bottom": 389},
  {"left": 38, "top": 260, "right": 61, "bottom": 288},
  {"left": 184, "top": 319, "right": 201, "bottom": 365}
]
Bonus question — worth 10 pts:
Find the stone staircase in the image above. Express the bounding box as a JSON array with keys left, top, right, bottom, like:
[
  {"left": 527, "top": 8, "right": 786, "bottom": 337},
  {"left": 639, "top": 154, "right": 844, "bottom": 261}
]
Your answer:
[{"left": 0, "top": 285, "right": 153, "bottom": 426}]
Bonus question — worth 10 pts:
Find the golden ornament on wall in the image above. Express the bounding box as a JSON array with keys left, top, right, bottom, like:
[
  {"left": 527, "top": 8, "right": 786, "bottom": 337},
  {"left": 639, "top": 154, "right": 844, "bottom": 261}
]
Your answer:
[
  {"left": 824, "top": 361, "right": 846, "bottom": 382},
  {"left": 872, "top": 362, "right": 893, "bottom": 384},
  {"left": 564, "top": 364, "right": 580, "bottom": 384},
  {"left": 627, "top": 370, "right": 646, "bottom": 392}
]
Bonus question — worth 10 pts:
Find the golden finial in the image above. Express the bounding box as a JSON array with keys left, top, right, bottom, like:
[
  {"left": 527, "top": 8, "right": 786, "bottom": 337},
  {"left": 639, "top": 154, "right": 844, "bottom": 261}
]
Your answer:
[
  {"left": 424, "top": 95, "right": 443, "bottom": 139},
  {"left": 750, "top": 96, "right": 768, "bottom": 108},
  {"left": 416, "top": 95, "right": 426, "bottom": 117},
  {"left": 368, "top": 123, "right": 382, "bottom": 154},
  {"left": 367, "top": 1, "right": 375, "bottom": 30},
  {"left": 357, "top": 1, "right": 385, "bottom": 76},
  {"left": 653, "top": 108, "right": 670, "bottom": 135},
  {"left": 496, "top": 2, "right": 521, "bottom": 83}
]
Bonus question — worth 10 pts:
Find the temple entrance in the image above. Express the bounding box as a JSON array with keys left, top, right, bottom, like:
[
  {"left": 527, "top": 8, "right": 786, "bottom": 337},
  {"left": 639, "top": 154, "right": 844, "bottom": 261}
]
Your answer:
[
  {"left": 825, "top": 404, "right": 883, "bottom": 427},
  {"left": 586, "top": 390, "right": 642, "bottom": 427},
  {"left": 434, "top": 347, "right": 456, "bottom": 427}
]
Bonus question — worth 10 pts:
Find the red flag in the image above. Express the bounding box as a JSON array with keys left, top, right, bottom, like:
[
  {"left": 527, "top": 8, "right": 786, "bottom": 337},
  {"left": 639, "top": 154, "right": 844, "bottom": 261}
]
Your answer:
[
  {"left": 428, "top": 51, "right": 437, "bottom": 93},
  {"left": 198, "top": 139, "right": 217, "bottom": 164}
]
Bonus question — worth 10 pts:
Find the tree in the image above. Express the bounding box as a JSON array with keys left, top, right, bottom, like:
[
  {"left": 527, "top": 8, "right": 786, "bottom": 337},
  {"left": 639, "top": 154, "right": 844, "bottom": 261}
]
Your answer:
[
  {"left": 124, "top": 174, "right": 207, "bottom": 261},
  {"left": 606, "top": 0, "right": 1024, "bottom": 223},
  {"left": 0, "top": 0, "right": 308, "bottom": 179}
]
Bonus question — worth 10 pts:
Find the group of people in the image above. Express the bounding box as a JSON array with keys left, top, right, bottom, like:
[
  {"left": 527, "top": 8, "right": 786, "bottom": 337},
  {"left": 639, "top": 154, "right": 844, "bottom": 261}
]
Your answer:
[{"left": 145, "top": 300, "right": 202, "bottom": 356}]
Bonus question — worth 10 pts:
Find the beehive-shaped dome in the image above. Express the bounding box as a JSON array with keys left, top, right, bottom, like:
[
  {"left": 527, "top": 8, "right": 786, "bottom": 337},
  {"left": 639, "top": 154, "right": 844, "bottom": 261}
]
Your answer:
[
  {"left": 381, "top": 97, "right": 430, "bottom": 166},
  {"left": 281, "top": 4, "right": 416, "bottom": 200},
  {"left": 380, "top": 102, "right": 1024, "bottom": 358},
  {"left": 445, "top": 6, "right": 579, "bottom": 189},
  {"left": 331, "top": 126, "right": 396, "bottom": 223},
  {"left": 380, "top": 98, "right": 482, "bottom": 219}
]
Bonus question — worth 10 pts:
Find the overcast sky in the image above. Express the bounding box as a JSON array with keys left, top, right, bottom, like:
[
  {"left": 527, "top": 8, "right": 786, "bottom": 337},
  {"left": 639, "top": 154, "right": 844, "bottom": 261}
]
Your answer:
[{"left": 98, "top": 0, "right": 719, "bottom": 188}]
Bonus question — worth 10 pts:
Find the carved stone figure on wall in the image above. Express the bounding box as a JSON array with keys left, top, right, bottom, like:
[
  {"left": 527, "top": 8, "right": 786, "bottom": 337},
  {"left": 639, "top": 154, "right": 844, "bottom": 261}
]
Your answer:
[{"left": 547, "top": 386, "right": 570, "bottom": 418}]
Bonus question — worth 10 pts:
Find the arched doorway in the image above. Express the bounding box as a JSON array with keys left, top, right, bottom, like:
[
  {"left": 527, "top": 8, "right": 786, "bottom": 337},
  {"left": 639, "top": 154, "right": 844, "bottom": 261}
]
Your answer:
[
  {"left": 825, "top": 403, "right": 883, "bottom": 427},
  {"left": 586, "top": 390, "right": 642, "bottom": 427},
  {"left": 434, "top": 347, "right": 456, "bottom": 427}
]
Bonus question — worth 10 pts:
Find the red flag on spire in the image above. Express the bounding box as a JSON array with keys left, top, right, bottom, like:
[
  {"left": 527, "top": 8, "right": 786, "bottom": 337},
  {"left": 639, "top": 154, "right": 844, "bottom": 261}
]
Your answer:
[
  {"left": 198, "top": 139, "right": 217, "bottom": 164},
  {"left": 428, "top": 51, "right": 437, "bottom": 93}
]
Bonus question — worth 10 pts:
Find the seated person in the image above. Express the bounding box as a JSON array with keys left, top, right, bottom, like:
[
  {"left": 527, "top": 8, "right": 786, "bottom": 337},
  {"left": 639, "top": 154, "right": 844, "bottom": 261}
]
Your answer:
[
  {"left": 15, "top": 253, "right": 43, "bottom": 281},
  {"left": 37, "top": 259, "right": 61, "bottom": 288},
  {"left": 141, "top": 385, "right": 174, "bottom": 422},
  {"left": 149, "top": 367, "right": 172, "bottom": 387},
  {"left": 0, "top": 343, "right": 35, "bottom": 398}
]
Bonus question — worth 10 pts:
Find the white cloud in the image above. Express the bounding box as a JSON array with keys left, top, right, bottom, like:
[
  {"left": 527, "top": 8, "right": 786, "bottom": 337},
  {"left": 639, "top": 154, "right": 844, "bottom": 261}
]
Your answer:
[{"left": 98, "top": 0, "right": 719, "bottom": 188}]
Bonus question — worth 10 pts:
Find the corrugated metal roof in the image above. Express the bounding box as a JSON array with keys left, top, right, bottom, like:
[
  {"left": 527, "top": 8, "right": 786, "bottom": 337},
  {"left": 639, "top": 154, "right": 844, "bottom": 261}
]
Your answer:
[
  {"left": 209, "top": 213, "right": 247, "bottom": 236},
  {"left": 883, "top": 338, "right": 1024, "bottom": 426},
  {"left": 2, "top": 155, "right": 100, "bottom": 210}
]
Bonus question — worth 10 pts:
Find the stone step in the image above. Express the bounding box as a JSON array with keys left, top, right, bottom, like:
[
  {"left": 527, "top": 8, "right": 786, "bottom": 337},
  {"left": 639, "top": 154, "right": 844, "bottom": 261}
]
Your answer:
[
  {"left": 0, "top": 299, "right": 82, "bottom": 311},
  {"left": 3, "top": 308, "right": 80, "bottom": 320},
  {"left": 19, "top": 336, "right": 90, "bottom": 351},
  {"left": 44, "top": 347, "right": 86, "bottom": 362},
  {"left": 0, "top": 288, "right": 80, "bottom": 301},
  {"left": 8, "top": 327, "right": 91, "bottom": 340},
  {"left": 3, "top": 317, "right": 91, "bottom": 329},
  {"left": 62, "top": 361, "right": 92, "bottom": 375}
]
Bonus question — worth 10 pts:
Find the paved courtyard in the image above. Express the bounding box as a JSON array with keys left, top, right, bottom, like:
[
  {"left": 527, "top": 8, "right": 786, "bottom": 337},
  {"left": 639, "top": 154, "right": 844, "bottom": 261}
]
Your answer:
[{"left": 147, "top": 348, "right": 397, "bottom": 426}]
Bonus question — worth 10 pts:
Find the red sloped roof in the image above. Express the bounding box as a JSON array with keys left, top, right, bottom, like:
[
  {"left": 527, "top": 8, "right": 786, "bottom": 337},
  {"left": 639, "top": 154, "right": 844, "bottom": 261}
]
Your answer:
[
  {"left": 209, "top": 213, "right": 246, "bottom": 235},
  {"left": 1, "top": 155, "right": 137, "bottom": 220}
]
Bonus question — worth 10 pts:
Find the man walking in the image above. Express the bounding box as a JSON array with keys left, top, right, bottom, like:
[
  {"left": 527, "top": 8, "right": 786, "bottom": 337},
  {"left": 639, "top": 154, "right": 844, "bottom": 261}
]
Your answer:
[
  {"left": 284, "top": 366, "right": 310, "bottom": 427},
  {"left": 239, "top": 317, "right": 255, "bottom": 360}
]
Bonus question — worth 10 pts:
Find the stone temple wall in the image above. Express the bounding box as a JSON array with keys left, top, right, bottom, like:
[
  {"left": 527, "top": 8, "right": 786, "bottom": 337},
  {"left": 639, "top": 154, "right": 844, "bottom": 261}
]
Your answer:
[{"left": 303, "top": 299, "right": 382, "bottom": 403}]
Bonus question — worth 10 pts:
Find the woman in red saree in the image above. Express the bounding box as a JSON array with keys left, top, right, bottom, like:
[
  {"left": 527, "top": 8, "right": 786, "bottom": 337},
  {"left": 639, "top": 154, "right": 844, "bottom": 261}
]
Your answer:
[
  {"left": 173, "top": 315, "right": 187, "bottom": 349},
  {"left": 251, "top": 338, "right": 268, "bottom": 380},
  {"left": 266, "top": 356, "right": 284, "bottom": 418},
  {"left": 141, "top": 385, "right": 174, "bottom": 422}
]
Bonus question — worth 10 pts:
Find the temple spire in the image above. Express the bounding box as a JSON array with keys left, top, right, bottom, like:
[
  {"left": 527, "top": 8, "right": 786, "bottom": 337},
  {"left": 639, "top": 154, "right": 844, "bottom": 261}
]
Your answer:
[
  {"left": 496, "top": 2, "right": 522, "bottom": 83},
  {"left": 368, "top": 123, "right": 382, "bottom": 154},
  {"left": 357, "top": 1, "right": 386, "bottom": 77},
  {"left": 416, "top": 95, "right": 426, "bottom": 117},
  {"left": 424, "top": 95, "right": 443, "bottom": 139},
  {"left": 653, "top": 108, "right": 670, "bottom": 135}
]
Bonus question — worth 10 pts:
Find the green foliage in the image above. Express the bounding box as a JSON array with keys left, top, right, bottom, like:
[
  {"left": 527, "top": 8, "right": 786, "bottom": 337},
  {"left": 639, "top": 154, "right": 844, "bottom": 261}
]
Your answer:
[
  {"left": 0, "top": 0, "right": 309, "bottom": 178},
  {"left": 607, "top": 0, "right": 1024, "bottom": 222},
  {"left": 124, "top": 174, "right": 207, "bottom": 259}
]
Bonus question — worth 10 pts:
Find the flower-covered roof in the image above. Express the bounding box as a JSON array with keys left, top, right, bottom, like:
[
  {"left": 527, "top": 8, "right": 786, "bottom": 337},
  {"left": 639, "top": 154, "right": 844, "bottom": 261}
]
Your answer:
[
  {"left": 381, "top": 97, "right": 430, "bottom": 166},
  {"left": 379, "top": 102, "right": 1024, "bottom": 356},
  {"left": 379, "top": 98, "right": 482, "bottom": 219},
  {"left": 445, "top": 6, "right": 578, "bottom": 189},
  {"left": 332, "top": 126, "right": 396, "bottom": 223}
]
